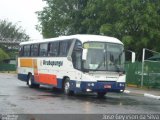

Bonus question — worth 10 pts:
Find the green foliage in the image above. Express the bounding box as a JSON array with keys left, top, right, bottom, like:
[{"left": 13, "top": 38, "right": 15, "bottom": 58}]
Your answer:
[
  {"left": 0, "top": 19, "right": 29, "bottom": 59},
  {"left": 0, "top": 19, "right": 30, "bottom": 41},
  {"left": 37, "top": 0, "right": 88, "bottom": 38},
  {"left": 0, "top": 48, "right": 10, "bottom": 63},
  {"left": 100, "top": 24, "right": 113, "bottom": 35},
  {"left": 122, "top": 36, "right": 134, "bottom": 46},
  {"left": 37, "top": 0, "right": 160, "bottom": 59}
]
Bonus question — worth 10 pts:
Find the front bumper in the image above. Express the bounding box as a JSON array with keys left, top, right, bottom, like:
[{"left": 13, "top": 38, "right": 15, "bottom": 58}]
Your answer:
[{"left": 70, "top": 81, "right": 125, "bottom": 93}]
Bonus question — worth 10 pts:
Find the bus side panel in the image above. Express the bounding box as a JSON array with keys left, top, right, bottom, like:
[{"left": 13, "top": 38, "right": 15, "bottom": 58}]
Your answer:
[
  {"left": 38, "top": 73, "right": 57, "bottom": 86},
  {"left": 20, "top": 58, "right": 33, "bottom": 67},
  {"left": 56, "top": 78, "right": 63, "bottom": 89},
  {"left": 17, "top": 58, "right": 34, "bottom": 82},
  {"left": 18, "top": 73, "right": 28, "bottom": 82},
  {"left": 33, "top": 59, "right": 39, "bottom": 83}
]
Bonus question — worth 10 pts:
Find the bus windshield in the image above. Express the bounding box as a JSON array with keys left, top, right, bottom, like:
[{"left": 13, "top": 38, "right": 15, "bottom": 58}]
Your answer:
[{"left": 83, "top": 42, "right": 125, "bottom": 72}]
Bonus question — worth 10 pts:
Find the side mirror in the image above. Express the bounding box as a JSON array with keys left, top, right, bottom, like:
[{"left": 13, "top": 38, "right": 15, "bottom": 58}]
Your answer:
[{"left": 82, "top": 49, "right": 88, "bottom": 60}]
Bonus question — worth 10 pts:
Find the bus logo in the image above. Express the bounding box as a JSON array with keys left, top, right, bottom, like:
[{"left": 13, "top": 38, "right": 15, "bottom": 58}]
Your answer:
[{"left": 43, "top": 60, "right": 63, "bottom": 67}]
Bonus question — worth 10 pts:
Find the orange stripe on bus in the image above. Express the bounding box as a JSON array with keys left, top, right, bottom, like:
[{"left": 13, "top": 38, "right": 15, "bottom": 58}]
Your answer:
[
  {"left": 38, "top": 73, "right": 57, "bottom": 86},
  {"left": 20, "top": 58, "right": 33, "bottom": 67}
]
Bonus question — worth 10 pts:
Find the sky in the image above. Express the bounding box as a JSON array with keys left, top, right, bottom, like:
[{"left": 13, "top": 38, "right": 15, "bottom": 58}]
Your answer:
[{"left": 0, "top": 0, "right": 46, "bottom": 39}]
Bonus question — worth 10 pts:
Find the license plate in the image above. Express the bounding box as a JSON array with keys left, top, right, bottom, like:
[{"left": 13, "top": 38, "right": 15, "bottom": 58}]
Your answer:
[{"left": 104, "top": 85, "right": 111, "bottom": 89}]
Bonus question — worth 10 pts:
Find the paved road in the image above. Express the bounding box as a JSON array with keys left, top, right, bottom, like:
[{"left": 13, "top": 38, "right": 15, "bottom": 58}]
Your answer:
[{"left": 0, "top": 73, "right": 160, "bottom": 119}]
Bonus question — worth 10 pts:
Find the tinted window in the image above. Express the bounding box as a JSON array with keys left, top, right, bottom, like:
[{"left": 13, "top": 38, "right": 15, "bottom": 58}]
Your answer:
[
  {"left": 72, "top": 40, "right": 82, "bottom": 70},
  {"left": 59, "top": 40, "right": 72, "bottom": 57},
  {"left": 48, "top": 42, "right": 59, "bottom": 57},
  {"left": 19, "top": 46, "right": 24, "bottom": 57},
  {"left": 31, "top": 44, "right": 39, "bottom": 56},
  {"left": 23, "top": 45, "right": 30, "bottom": 57},
  {"left": 72, "top": 51, "right": 82, "bottom": 70},
  {"left": 39, "top": 43, "right": 48, "bottom": 57}
]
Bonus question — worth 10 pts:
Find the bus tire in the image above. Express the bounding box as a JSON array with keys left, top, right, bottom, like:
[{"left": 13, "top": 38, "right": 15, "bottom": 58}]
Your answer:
[
  {"left": 27, "top": 74, "right": 39, "bottom": 88},
  {"left": 63, "top": 79, "right": 74, "bottom": 96},
  {"left": 97, "top": 92, "right": 106, "bottom": 98}
]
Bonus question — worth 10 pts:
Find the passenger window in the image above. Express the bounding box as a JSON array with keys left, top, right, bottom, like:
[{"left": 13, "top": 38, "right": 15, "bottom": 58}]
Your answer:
[
  {"left": 19, "top": 46, "right": 24, "bottom": 57},
  {"left": 39, "top": 43, "right": 48, "bottom": 57},
  {"left": 31, "top": 44, "right": 39, "bottom": 56},
  {"left": 48, "top": 42, "right": 59, "bottom": 57},
  {"left": 59, "top": 40, "right": 72, "bottom": 57},
  {"left": 23, "top": 45, "right": 30, "bottom": 57}
]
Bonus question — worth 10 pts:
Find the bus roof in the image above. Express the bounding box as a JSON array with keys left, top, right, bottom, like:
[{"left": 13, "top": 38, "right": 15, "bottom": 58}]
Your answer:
[{"left": 20, "top": 34, "right": 123, "bottom": 45}]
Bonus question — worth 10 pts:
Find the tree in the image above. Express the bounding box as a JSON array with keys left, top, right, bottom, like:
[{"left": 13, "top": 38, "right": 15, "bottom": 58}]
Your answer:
[
  {"left": 83, "top": 0, "right": 160, "bottom": 59},
  {"left": 0, "top": 19, "right": 30, "bottom": 41},
  {"left": 37, "top": 0, "right": 88, "bottom": 38},
  {"left": 37, "top": 0, "right": 160, "bottom": 60},
  {"left": 0, "top": 48, "right": 10, "bottom": 63},
  {"left": 0, "top": 19, "right": 30, "bottom": 59}
]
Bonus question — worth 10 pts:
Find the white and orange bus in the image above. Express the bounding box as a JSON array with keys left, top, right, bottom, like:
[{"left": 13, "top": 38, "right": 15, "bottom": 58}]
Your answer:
[{"left": 17, "top": 34, "right": 126, "bottom": 97}]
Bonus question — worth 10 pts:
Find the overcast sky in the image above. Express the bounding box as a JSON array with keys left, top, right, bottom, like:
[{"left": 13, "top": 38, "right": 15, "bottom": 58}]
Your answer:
[{"left": 0, "top": 0, "right": 46, "bottom": 39}]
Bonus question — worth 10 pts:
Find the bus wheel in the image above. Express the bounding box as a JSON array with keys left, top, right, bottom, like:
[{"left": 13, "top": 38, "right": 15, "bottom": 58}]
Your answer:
[
  {"left": 97, "top": 92, "right": 106, "bottom": 98},
  {"left": 27, "top": 74, "right": 39, "bottom": 88},
  {"left": 63, "top": 79, "right": 74, "bottom": 96},
  {"left": 27, "top": 75, "right": 34, "bottom": 88}
]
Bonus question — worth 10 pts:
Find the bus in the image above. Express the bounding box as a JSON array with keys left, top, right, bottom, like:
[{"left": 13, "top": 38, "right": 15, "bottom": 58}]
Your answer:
[{"left": 17, "top": 34, "right": 126, "bottom": 97}]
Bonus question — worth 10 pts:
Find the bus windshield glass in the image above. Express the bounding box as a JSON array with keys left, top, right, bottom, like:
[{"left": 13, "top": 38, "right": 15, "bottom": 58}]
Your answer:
[{"left": 83, "top": 42, "right": 125, "bottom": 72}]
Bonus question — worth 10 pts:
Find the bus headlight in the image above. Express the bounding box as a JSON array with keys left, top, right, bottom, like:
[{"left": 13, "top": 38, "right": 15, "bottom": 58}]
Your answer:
[
  {"left": 91, "top": 83, "right": 95, "bottom": 86},
  {"left": 88, "top": 83, "right": 95, "bottom": 87},
  {"left": 119, "top": 83, "right": 125, "bottom": 87}
]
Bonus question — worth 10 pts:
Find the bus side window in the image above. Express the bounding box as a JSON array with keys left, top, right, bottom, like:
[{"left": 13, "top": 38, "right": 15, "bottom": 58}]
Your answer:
[
  {"left": 34, "top": 44, "right": 39, "bottom": 56},
  {"left": 31, "top": 44, "right": 39, "bottom": 56},
  {"left": 48, "top": 42, "right": 59, "bottom": 57},
  {"left": 23, "top": 45, "right": 30, "bottom": 57},
  {"left": 59, "top": 40, "right": 71, "bottom": 57},
  {"left": 19, "top": 46, "right": 24, "bottom": 57},
  {"left": 72, "top": 40, "right": 82, "bottom": 70},
  {"left": 39, "top": 43, "right": 48, "bottom": 57},
  {"left": 30, "top": 45, "right": 34, "bottom": 56}
]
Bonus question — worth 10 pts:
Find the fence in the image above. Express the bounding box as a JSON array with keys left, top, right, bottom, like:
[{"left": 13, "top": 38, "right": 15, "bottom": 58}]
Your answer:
[
  {"left": 125, "top": 61, "right": 160, "bottom": 89},
  {"left": 0, "top": 64, "right": 16, "bottom": 71}
]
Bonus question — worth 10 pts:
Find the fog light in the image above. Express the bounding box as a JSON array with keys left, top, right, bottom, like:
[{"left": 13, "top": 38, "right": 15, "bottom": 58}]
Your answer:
[
  {"left": 120, "top": 90, "right": 124, "bottom": 92},
  {"left": 86, "top": 89, "right": 92, "bottom": 92}
]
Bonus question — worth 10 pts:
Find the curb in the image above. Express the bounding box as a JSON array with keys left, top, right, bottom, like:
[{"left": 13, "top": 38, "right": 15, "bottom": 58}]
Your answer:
[
  {"left": 124, "top": 90, "right": 160, "bottom": 100},
  {"left": 144, "top": 93, "right": 160, "bottom": 100}
]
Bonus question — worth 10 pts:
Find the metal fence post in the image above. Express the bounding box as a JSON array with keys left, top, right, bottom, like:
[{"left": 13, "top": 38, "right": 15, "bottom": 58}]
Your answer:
[{"left": 141, "top": 48, "right": 145, "bottom": 88}]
